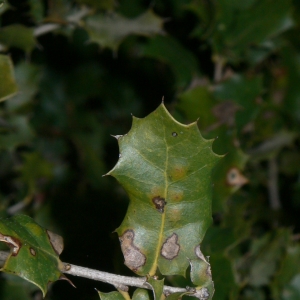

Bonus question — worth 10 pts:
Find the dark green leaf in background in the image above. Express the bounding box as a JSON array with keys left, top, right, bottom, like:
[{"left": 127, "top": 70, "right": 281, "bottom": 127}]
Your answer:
[
  {"left": 272, "top": 244, "right": 300, "bottom": 299},
  {"left": 28, "top": 0, "right": 44, "bottom": 23},
  {"left": 75, "top": 0, "right": 114, "bottom": 11},
  {"left": 138, "top": 35, "right": 199, "bottom": 89},
  {"left": 0, "top": 55, "right": 18, "bottom": 102},
  {"left": 0, "top": 25, "right": 36, "bottom": 53},
  {"left": 176, "top": 86, "right": 217, "bottom": 127},
  {"left": 208, "top": 0, "right": 294, "bottom": 62},
  {"left": 84, "top": 10, "right": 164, "bottom": 51},
  {"left": 6, "top": 62, "right": 40, "bottom": 112},
  {"left": 0, "top": 0, "right": 300, "bottom": 299},
  {"left": 213, "top": 74, "right": 263, "bottom": 133}
]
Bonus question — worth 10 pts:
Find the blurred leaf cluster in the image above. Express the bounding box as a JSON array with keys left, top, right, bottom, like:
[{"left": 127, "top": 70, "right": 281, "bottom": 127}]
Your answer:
[{"left": 0, "top": 0, "right": 300, "bottom": 299}]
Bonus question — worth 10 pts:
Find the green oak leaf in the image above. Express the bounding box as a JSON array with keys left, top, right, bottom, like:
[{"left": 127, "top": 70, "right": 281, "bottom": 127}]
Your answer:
[
  {"left": 0, "top": 25, "right": 36, "bottom": 53},
  {"left": 0, "top": 273, "right": 41, "bottom": 300},
  {"left": 83, "top": 10, "right": 164, "bottom": 51},
  {"left": 138, "top": 35, "right": 199, "bottom": 89},
  {"left": 271, "top": 245, "right": 300, "bottom": 299},
  {"left": 28, "top": 0, "right": 44, "bottom": 23},
  {"left": 213, "top": 74, "right": 263, "bottom": 134},
  {"left": 97, "top": 290, "right": 126, "bottom": 300},
  {"left": 108, "top": 103, "right": 220, "bottom": 294},
  {"left": 208, "top": 0, "right": 294, "bottom": 62},
  {"left": 0, "top": 0, "right": 11, "bottom": 15},
  {"left": 0, "top": 55, "right": 18, "bottom": 102},
  {"left": 212, "top": 146, "right": 248, "bottom": 212},
  {"left": 75, "top": 0, "right": 114, "bottom": 10},
  {"left": 0, "top": 215, "right": 71, "bottom": 297},
  {"left": 147, "top": 277, "right": 164, "bottom": 300},
  {"left": 132, "top": 288, "right": 151, "bottom": 299}
]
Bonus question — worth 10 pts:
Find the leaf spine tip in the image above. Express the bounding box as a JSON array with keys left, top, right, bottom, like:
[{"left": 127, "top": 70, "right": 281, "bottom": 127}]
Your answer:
[
  {"left": 111, "top": 134, "right": 123, "bottom": 140},
  {"left": 162, "top": 95, "right": 165, "bottom": 103}
]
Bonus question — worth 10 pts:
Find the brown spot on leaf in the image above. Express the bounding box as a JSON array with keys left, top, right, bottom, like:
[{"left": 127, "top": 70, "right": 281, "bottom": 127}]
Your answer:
[
  {"left": 0, "top": 233, "right": 21, "bottom": 256},
  {"left": 170, "top": 165, "right": 187, "bottom": 181},
  {"left": 119, "top": 230, "right": 146, "bottom": 272},
  {"left": 30, "top": 247, "right": 36, "bottom": 256},
  {"left": 47, "top": 230, "right": 64, "bottom": 255},
  {"left": 168, "top": 208, "right": 181, "bottom": 224},
  {"left": 152, "top": 196, "right": 167, "bottom": 213},
  {"left": 168, "top": 189, "right": 183, "bottom": 202},
  {"left": 226, "top": 167, "right": 248, "bottom": 188},
  {"left": 161, "top": 233, "right": 180, "bottom": 260}
]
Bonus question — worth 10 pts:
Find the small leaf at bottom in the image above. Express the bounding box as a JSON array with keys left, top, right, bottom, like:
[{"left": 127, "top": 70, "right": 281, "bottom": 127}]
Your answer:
[{"left": 0, "top": 215, "right": 70, "bottom": 297}]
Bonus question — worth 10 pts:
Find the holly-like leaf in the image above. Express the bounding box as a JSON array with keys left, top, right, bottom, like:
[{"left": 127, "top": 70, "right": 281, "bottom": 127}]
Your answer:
[
  {"left": 138, "top": 35, "right": 199, "bottom": 89},
  {"left": 0, "top": 55, "right": 18, "bottom": 102},
  {"left": 0, "top": 215, "right": 71, "bottom": 297},
  {"left": 97, "top": 290, "right": 126, "bottom": 300},
  {"left": 212, "top": 147, "right": 248, "bottom": 212},
  {"left": 147, "top": 277, "right": 164, "bottom": 300},
  {"left": 0, "top": 25, "right": 36, "bottom": 53},
  {"left": 0, "top": 273, "right": 41, "bottom": 300},
  {"left": 213, "top": 74, "right": 263, "bottom": 134},
  {"left": 132, "top": 288, "right": 151, "bottom": 299},
  {"left": 108, "top": 103, "right": 220, "bottom": 292},
  {"left": 75, "top": 0, "right": 114, "bottom": 10},
  {"left": 6, "top": 61, "right": 41, "bottom": 112},
  {"left": 207, "top": 0, "right": 294, "bottom": 62},
  {"left": 271, "top": 244, "right": 300, "bottom": 299},
  {"left": 83, "top": 10, "right": 164, "bottom": 51},
  {"left": 0, "top": 0, "right": 11, "bottom": 15}
]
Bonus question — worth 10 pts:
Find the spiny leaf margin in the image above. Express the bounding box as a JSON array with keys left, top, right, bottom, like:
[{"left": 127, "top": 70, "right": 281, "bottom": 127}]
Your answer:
[
  {"left": 0, "top": 215, "right": 68, "bottom": 297},
  {"left": 108, "top": 102, "right": 221, "bottom": 288}
]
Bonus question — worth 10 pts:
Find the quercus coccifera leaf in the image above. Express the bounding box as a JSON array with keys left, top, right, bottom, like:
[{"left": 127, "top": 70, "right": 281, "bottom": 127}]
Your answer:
[
  {"left": 0, "top": 215, "right": 72, "bottom": 297},
  {"left": 132, "top": 288, "right": 151, "bottom": 299},
  {"left": 0, "top": 55, "right": 18, "bottom": 102},
  {"left": 108, "top": 103, "right": 220, "bottom": 299},
  {"left": 97, "top": 290, "right": 127, "bottom": 300},
  {"left": 0, "top": 25, "right": 36, "bottom": 53},
  {"left": 84, "top": 10, "right": 164, "bottom": 51},
  {"left": 147, "top": 277, "right": 164, "bottom": 300}
]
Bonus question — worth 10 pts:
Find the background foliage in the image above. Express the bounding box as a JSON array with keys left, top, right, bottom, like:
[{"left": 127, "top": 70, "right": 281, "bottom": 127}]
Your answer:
[{"left": 0, "top": 0, "right": 300, "bottom": 299}]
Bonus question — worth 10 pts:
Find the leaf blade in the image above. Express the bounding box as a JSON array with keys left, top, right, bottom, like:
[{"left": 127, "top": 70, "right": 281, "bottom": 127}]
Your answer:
[
  {"left": 109, "top": 103, "right": 220, "bottom": 278},
  {"left": 0, "top": 215, "right": 68, "bottom": 297}
]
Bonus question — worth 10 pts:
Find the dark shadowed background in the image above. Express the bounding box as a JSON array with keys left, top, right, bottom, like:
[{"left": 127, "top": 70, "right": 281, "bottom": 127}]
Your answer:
[{"left": 1, "top": 0, "right": 300, "bottom": 299}]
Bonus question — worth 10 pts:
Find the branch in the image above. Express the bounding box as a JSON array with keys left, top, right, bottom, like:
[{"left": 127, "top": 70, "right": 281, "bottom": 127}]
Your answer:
[
  {"left": 213, "top": 55, "right": 225, "bottom": 83},
  {"left": 0, "top": 251, "right": 205, "bottom": 298},
  {"left": 267, "top": 157, "right": 281, "bottom": 211},
  {"left": 34, "top": 6, "right": 92, "bottom": 37}
]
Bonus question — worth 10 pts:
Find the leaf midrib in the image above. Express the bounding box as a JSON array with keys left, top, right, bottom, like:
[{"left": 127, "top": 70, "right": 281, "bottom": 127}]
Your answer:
[{"left": 148, "top": 119, "right": 169, "bottom": 276}]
